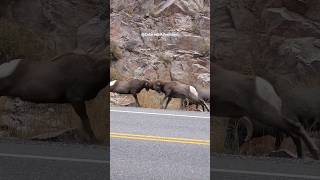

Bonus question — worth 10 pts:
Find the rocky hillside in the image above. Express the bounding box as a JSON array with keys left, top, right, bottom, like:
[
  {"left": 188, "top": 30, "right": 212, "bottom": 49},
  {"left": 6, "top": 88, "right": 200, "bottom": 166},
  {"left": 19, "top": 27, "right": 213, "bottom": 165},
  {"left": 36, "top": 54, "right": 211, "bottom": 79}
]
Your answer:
[
  {"left": 110, "top": 0, "right": 210, "bottom": 88},
  {"left": 213, "top": 0, "right": 320, "bottom": 86}
]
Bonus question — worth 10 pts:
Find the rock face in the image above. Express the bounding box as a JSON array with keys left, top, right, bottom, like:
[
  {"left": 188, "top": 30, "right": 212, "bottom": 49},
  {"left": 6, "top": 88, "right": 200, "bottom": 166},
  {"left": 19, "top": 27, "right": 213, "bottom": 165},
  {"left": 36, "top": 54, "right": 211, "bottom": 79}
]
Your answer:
[
  {"left": 0, "top": 0, "right": 107, "bottom": 61},
  {"left": 212, "top": 0, "right": 320, "bottom": 85},
  {"left": 110, "top": 0, "right": 210, "bottom": 88},
  {"left": 0, "top": 0, "right": 107, "bottom": 141}
]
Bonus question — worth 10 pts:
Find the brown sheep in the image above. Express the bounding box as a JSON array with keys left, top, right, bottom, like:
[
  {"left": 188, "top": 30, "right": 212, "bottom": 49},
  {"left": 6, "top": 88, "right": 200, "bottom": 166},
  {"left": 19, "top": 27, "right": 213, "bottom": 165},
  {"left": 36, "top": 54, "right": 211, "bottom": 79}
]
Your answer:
[
  {"left": 110, "top": 79, "right": 151, "bottom": 107},
  {"left": 151, "top": 80, "right": 210, "bottom": 111},
  {"left": 212, "top": 63, "right": 319, "bottom": 159},
  {"left": 0, "top": 53, "right": 108, "bottom": 143},
  {"left": 183, "top": 86, "right": 210, "bottom": 111}
]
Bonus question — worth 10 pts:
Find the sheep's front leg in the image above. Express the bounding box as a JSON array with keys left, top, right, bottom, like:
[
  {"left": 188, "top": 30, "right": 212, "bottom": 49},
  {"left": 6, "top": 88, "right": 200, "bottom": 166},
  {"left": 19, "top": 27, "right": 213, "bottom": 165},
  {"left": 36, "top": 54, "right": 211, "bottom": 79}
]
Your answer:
[
  {"left": 180, "top": 98, "right": 185, "bottom": 110},
  {"left": 160, "top": 96, "right": 168, "bottom": 109},
  {"left": 164, "top": 97, "right": 172, "bottom": 109},
  {"left": 133, "top": 94, "right": 141, "bottom": 107}
]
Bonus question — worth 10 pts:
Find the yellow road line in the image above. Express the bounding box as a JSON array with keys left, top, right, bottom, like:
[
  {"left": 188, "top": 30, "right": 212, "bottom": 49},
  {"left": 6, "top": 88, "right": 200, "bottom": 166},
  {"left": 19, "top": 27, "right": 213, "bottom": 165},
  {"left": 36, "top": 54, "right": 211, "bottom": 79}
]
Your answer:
[{"left": 110, "top": 132, "right": 210, "bottom": 145}]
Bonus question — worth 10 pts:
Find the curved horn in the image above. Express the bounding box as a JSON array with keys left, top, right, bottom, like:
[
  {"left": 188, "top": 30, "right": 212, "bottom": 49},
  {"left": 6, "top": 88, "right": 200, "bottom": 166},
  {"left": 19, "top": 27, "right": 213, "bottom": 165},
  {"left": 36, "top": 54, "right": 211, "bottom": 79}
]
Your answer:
[{"left": 240, "top": 116, "right": 253, "bottom": 142}]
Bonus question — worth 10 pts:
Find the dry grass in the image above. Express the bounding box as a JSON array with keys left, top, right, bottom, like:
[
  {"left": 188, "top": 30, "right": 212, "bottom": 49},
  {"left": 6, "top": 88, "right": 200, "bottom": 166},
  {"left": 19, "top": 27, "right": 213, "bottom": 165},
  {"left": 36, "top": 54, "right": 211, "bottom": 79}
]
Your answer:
[
  {"left": 199, "top": 38, "right": 210, "bottom": 56},
  {"left": 158, "top": 53, "right": 171, "bottom": 68},
  {"left": 110, "top": 67, "right": 122, "bottom": 80},
  {"left": 137, "top": 89, "right": 181, "bottom": 109}
]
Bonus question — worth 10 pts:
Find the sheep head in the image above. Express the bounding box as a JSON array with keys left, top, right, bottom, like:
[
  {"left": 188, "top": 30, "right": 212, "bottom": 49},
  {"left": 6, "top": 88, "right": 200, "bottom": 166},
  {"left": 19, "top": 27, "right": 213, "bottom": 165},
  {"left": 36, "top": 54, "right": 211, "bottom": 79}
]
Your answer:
[{"left": 151, "top": 80, "right": 163, "bottom": 93}]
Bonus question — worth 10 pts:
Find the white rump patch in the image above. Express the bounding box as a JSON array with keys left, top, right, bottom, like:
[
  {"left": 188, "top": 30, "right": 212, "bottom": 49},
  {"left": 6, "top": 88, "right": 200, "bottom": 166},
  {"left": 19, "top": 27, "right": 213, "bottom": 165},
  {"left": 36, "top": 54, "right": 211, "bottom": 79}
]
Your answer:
[
  {"left": 255, "top": 77, "right": 282, "bottom": 111},
  {"left": 110, "top": 80, "right": 117, "bottom": 87},
  {"left": 0, "top": 59, "right": 22, "bottom": 78},
  {"left": 189, "top": 86, "right": 198, "bottom": 97}
]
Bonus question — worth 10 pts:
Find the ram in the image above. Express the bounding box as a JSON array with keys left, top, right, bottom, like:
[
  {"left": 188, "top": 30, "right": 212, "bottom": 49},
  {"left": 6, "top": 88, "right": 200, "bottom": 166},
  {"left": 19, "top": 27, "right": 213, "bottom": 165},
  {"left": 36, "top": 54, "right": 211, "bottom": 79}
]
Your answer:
[
  {"left": 109, "top": 79, "right": 151, "bottom": 107},
  {"left": 212, "top": 63, "right": 319, "bottom": 159},
  {"left": 151, "top": 80, "right": 210, "bottom": 111},
  {"left": 0, "top": 53, "right": 108, "bottom": 143}
]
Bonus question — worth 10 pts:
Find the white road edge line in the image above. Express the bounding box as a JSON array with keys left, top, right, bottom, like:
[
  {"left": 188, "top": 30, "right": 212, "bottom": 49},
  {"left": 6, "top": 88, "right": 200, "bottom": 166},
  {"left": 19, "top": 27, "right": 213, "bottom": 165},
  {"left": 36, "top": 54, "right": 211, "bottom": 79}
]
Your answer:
[
  {"left": 110, "top": 109, "right": 210, "bottom": 119},
  {"left": 0, "top": 153, "right": 108, "bottom": 164},
  {"left": 212, "top": 168, "right": 320, "bottom": 179}
]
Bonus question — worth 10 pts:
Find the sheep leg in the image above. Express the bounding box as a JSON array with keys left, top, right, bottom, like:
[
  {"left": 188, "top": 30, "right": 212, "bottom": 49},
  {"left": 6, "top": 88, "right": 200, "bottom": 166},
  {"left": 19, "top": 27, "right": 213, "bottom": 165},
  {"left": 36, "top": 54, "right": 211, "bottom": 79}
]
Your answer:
[
  {"left": 274, "top": 133, "right": 283, "bottom": 150},
  {"left": 133, "top": 94, "right": 141, "bottom": 107},
  {"left": 71, "top": 102, "right": 97, "bottom": 143},
  {"left": 160, "top": 96, "right": 168, "bottom": 109},
  {"left": 164, "top": 97, "right": 172, "bottom": 109},
  {"left": 284, "top": 118, "right": 319, "bottom": 159},
  {"left": 180, "top": 98, "right": 185, "bottom": 110},
  {"left": 290, "top": 135, "right": 303, "bottom": 158},
  {"left": 200, "top": 100, "right": 210, "bottom": 111},
  {"left": 309, "top": 117, "right": 319, "bottom": 131}
]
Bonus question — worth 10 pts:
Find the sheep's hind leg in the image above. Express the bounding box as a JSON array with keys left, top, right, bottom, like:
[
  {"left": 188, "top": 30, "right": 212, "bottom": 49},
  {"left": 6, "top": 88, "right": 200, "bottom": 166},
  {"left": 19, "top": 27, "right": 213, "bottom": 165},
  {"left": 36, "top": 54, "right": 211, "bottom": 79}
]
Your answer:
[
  {"left": 133, "top": 94, "right": 141, "bottom": 107},
  {"left": 200, "top": 100, "right": 210, "bottom": 112},
  {"left": 284, "top": 118, "right": 319, "bottom": 159},
  {"left": 71, "top": 102, "right": 98, "bottom": 143},
  {"left": 274, "top": 133, "right": 284, "bottom": 150}
]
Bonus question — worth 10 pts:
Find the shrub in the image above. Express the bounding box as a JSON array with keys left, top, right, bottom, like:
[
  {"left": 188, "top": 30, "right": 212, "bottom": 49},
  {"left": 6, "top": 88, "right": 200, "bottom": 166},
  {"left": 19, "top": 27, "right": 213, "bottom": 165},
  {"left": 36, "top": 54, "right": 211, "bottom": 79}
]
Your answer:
[{"left": 110, "top": 67, "right": 122, "bottom": 80}]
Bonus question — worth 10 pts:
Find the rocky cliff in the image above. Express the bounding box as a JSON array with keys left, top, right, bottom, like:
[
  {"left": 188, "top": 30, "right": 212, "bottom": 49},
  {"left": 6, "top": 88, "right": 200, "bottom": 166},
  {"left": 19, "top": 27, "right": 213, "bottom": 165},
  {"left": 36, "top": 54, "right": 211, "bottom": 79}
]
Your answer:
[
  {"left": 212, "top": 0, "right": 320, "bottom": 86},
  {"left": 111, "top": 0, "right": 210, "bottom": 87}
]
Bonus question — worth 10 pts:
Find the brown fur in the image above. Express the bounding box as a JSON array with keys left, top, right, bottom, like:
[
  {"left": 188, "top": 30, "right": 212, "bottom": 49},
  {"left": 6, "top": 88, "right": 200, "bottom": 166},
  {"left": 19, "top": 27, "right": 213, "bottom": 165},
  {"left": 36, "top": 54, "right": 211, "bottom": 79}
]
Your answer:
[
  {"left": 212, "top": 63, "right": 319, "bottom": 159},
  {"left": 151, "top": 80, "right": 209, "bottom": 111},
  {"left": 110, "top": 79, "right": 151, "bottom": 107},
  {"left": 183, "top": 87, "right": 210, "bottom": 111},
  {"left": 0, "top": 53, "right": 108, "bottom": 143}
]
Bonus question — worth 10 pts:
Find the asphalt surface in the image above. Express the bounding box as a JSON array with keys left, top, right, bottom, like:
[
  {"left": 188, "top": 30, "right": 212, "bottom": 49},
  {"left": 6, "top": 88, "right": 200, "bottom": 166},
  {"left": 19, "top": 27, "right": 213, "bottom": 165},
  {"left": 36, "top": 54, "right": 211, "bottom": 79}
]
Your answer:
[
  {"left": 212, "top": 153, "right": 320, "bottom": 180},
  {"left": 0, "top": 139, "right": 108, "bottom": 180},
  {"left": 110, "top": 106, "right": 210, "bottom": 180},
  {"left": 2, "top": 106, "right": 320, "bottom": 180}
]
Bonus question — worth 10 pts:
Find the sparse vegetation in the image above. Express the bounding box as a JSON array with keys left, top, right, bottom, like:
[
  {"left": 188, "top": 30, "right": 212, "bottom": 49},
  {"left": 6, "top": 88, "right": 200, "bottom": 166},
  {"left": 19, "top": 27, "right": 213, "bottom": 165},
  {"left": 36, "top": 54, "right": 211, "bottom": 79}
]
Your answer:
[
  {"left": 110, "top": 67, "right": 122, "bottom": 80},
  {"left": 158, "top": 53, "right": 171, "bottom": 68},
  {"left": 191, "top": 18, "right": 200, "bottom": 35},
  {"left": 110, "top": 40, "right": 122, "bottom": 61},
  {"left": 199, "top": 38, "right": 209, "bottom": 56}
]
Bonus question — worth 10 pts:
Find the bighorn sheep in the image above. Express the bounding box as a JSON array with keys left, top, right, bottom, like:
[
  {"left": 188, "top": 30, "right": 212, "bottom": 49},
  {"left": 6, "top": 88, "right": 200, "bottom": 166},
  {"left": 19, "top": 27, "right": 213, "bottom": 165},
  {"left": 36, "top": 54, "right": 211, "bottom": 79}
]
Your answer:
[
  {"left": 236, "top": 86, "right": 320, "bottom": 150},
  {"left": 151, "top": 80, "right": 210, "bottom": 111},
  {"left": 0, "top": 53, "right": 108, "bottom": 142},
  {"left": 261, "top": 73, "right": 320, "bottom": 131},
  {"left": 183, "top": 87, "right": 210, "bottom": 111},
  {"left": 109, "top": 79, "right": 151, "bottom": 107},
  {"left": 212, "top": 63, "right": 319, "bottom": 159}
]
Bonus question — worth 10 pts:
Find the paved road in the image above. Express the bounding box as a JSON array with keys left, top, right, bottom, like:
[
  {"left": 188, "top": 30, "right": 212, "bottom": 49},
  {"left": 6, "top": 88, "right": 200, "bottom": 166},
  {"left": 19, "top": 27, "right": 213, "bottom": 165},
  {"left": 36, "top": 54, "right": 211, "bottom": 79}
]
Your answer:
[
  {"left": 2, "top": 106, "right": 320, "bottom": 180},
  {"left": 212, "top": 153, "right": 320, "bottom": 180},
  {"left": 110, "top": 106, "right": 210, "bottom": 180},
  {"left": 0, "top": 139, "right": 108, "bottom": 180}
]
